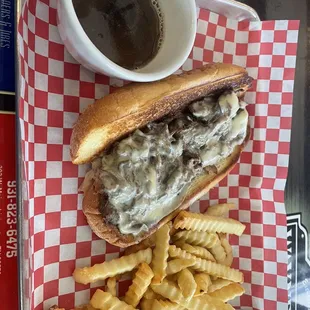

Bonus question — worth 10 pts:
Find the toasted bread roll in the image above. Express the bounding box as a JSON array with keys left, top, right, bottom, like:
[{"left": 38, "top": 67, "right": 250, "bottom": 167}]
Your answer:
[{"left": 72, "top": 63, "right": 252, "bottom": 247}]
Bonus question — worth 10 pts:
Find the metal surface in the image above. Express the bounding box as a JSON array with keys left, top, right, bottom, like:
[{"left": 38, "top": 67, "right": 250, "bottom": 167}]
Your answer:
[{"left": 196, "top": 0, "right": 260, "bottom": 21}]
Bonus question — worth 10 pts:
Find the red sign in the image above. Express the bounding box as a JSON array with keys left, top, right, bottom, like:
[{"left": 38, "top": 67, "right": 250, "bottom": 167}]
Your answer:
[{"left": 0, "top": 112, "right": 17, "bottom": 310}]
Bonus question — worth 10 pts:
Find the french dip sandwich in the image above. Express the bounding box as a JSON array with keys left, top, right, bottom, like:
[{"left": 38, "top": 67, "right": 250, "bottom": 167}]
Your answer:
[{"left": 71, "top": 63, "right": 252, "bottom": 248}]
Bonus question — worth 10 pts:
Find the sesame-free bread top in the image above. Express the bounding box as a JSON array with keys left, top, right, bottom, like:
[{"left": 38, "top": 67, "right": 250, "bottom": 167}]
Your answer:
[{"left": 70, "top": 63, "right": 252, "bottom": 164}]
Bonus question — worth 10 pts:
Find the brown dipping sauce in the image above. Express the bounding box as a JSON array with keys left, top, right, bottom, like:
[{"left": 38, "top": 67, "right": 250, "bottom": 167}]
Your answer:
[{"left": 73, "top": 0, "right": 163, "bottom": 70}]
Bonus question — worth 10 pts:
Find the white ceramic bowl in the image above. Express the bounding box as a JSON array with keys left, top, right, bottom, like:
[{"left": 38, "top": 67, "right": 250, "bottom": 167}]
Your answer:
[{"left": 57, "top": 0, "right": 197, "bottom": 82}]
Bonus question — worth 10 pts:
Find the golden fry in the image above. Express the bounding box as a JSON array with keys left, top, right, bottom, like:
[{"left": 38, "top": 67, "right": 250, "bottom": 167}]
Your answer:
[
  {"left": 194, "top": 258, "right": 243, "bottom": 283},
  {"left": 140, "top": 298, "right": 154, "bottom": 310},
  {"left": 125, "top": 224, "right": 175, "bottom": 256},
  {"left": 151, "top": 299, "right": 184, "bottom": 310},
  {"left": 205, "top": 203, "right": 235, "bottom": 217},
  {"left": 178, "top": 243, "right": 216, "bottom": 262},
  {"left": 195, "top": 295, "right": 234, "bottom": 310},
  {"left": 170, "top": 226, "right": 178, "bottom": 236},
  {"left": 125, "top": 222, "right": 174, "bottom": 256},
  {"left": 151, "top": 280, "right": 233, "bottom": 310},
  {"left": 209, "top": 237, "right": 226, "bottom": 264},
  {"left": 90, "top": 289, "right": 135, "bottom": 310},
  {"left": 169, "top": 246, "right": 243, "bottom": 283},
  {"left": 173, "top": 211, "right": 245, "bottom": 236},
  {"left": 143, "top": 287, "right": 162, "bottom": 300},
  {"left": 172, "top": 230, "right": 218, "bottom": 248},
  {"left": 167, "top": 221, "right": 176, "bottom": 235},
  {"left": 208, "top": 279, "right": 233, "bottom": 293},
  {"left": 194, "top": 287, "right": 204, "bottom": 297},
  {"left": 74, "top": 209, "right": 243, "bottom": 310},
  {"left": 124, "top": 262, "right": 154, "bottom": 308},
  {"left": 194, "top": 273, "right": 212, "bottom": 293},
  {"left": 152, "top": 224, "right": 170, "bottom": 284},
  {"left": 209, "top": 283, "right": 245, "bottom": 302},
  {"left": 125, "top": 235, "right": 156, "bottom": 256},
  {"left": 107, "top": 277, "right": 117, "bottom": 297},
  {"left": 151, "top": 280, "right": 185, "bottom": 304},
  {"left": 177, "top": 268, "right": 197, "bottom": 299},
  {"left": 219, "top": 234, "right": 234, "bottom": 266},
  {"left": 166, "top": 273, "right": 179, "bottom": 283},
  {"left": 166, "top": 259, "right": 195, "bottom": 275},
  {"left": 169, "top": 245, "right": 193, "bottom": 260},
  {"left": 73, "top": 248, "right": 152, "bottom": 284}
]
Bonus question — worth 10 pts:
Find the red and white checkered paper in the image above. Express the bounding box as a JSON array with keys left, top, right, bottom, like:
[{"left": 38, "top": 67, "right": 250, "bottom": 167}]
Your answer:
[{"left": 18, "top": 0, "right": 300, "bottom": 309}]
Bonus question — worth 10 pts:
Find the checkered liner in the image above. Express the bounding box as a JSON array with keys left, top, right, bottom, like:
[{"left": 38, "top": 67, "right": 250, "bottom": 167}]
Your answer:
[{"left": 17, "top": 0, "right": 299, "bottom": 309}]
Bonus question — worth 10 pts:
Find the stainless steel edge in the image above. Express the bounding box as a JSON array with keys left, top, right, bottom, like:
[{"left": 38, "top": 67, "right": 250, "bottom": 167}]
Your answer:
[{"left": 196, "top": 0, "right": 260, "bottom": 21}]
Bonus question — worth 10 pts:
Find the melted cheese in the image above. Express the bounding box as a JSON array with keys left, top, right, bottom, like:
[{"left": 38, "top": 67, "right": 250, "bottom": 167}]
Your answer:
[{"left": 94, "top": 92, "right": 248, "bottom": 236}]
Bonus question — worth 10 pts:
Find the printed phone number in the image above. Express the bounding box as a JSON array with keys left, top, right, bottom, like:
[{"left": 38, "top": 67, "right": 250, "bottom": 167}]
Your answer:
[{"left": 6, "top": 180, "right": 17, "bottom": 258}]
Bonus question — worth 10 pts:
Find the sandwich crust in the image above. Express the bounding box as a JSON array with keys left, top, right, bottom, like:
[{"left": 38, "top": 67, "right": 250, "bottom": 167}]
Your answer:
[
  {"left": 72, "top": 63, "right": 253, "bottom": 247},
  {"left": 71, "top": 63, "right": 252, "bottom": 164}
]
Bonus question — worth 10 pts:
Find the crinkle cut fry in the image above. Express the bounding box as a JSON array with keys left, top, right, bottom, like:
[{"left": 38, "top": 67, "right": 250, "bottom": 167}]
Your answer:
[
  {"left": 124, "top": 262, "right": 154, "bottom": 308},
  {"left": 177, "top": 268, "right": 197, "bottom": 299},
  {"left": 208, "top": 283, "right": 245, "bottom": 302},
  {"left": 219, "top": 233, "right": 234, "bottom": 266},
  {"left": 208, "top": 279, "right": 233, "bottom": 293},
  {"left": 209, "top": 237, "right": 226, "bottom": 263},
  {"left": 205, "top": 203, "right": 235, "bottom": 217},
  {"left": 151, "top": 280, "right": 234, "bottom": 310},
  {"left": 166, "top": 258, "right": 196, "bottom": 275},
  {"left": 90, "top": 289, "right": 136, "bottom": 310},
  {"left": 178, "top": 243, "right": 216, "bottom": 262},
  {"left": 169, "top": 245, "right": 243, "bottom": 283},
  {"left": 152, "top": 224, "right": 170, "bottom": 284},
  {"left": 107, "top": 277, "right": 117, "bottom": 296},
  {"left": 143, "top": 287, "right": 163, "bottom": 300},
  {"left": 151, "top": 299, "right": 185, "bottom": 310},
  {"left": 125, "top": 234, "right": 156, "bottom": 256},
  {"left": 172, "top": 230, "right": 218, "bottom": 248},
  {"left": 140, "top": 298, "right": 154, "bottom": 310},
  {"left": 174, "top": 211, "right": 245, "bottom": 236},
  {"left": 194, "top": 273, "right": 212, "bottom": 293}
]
